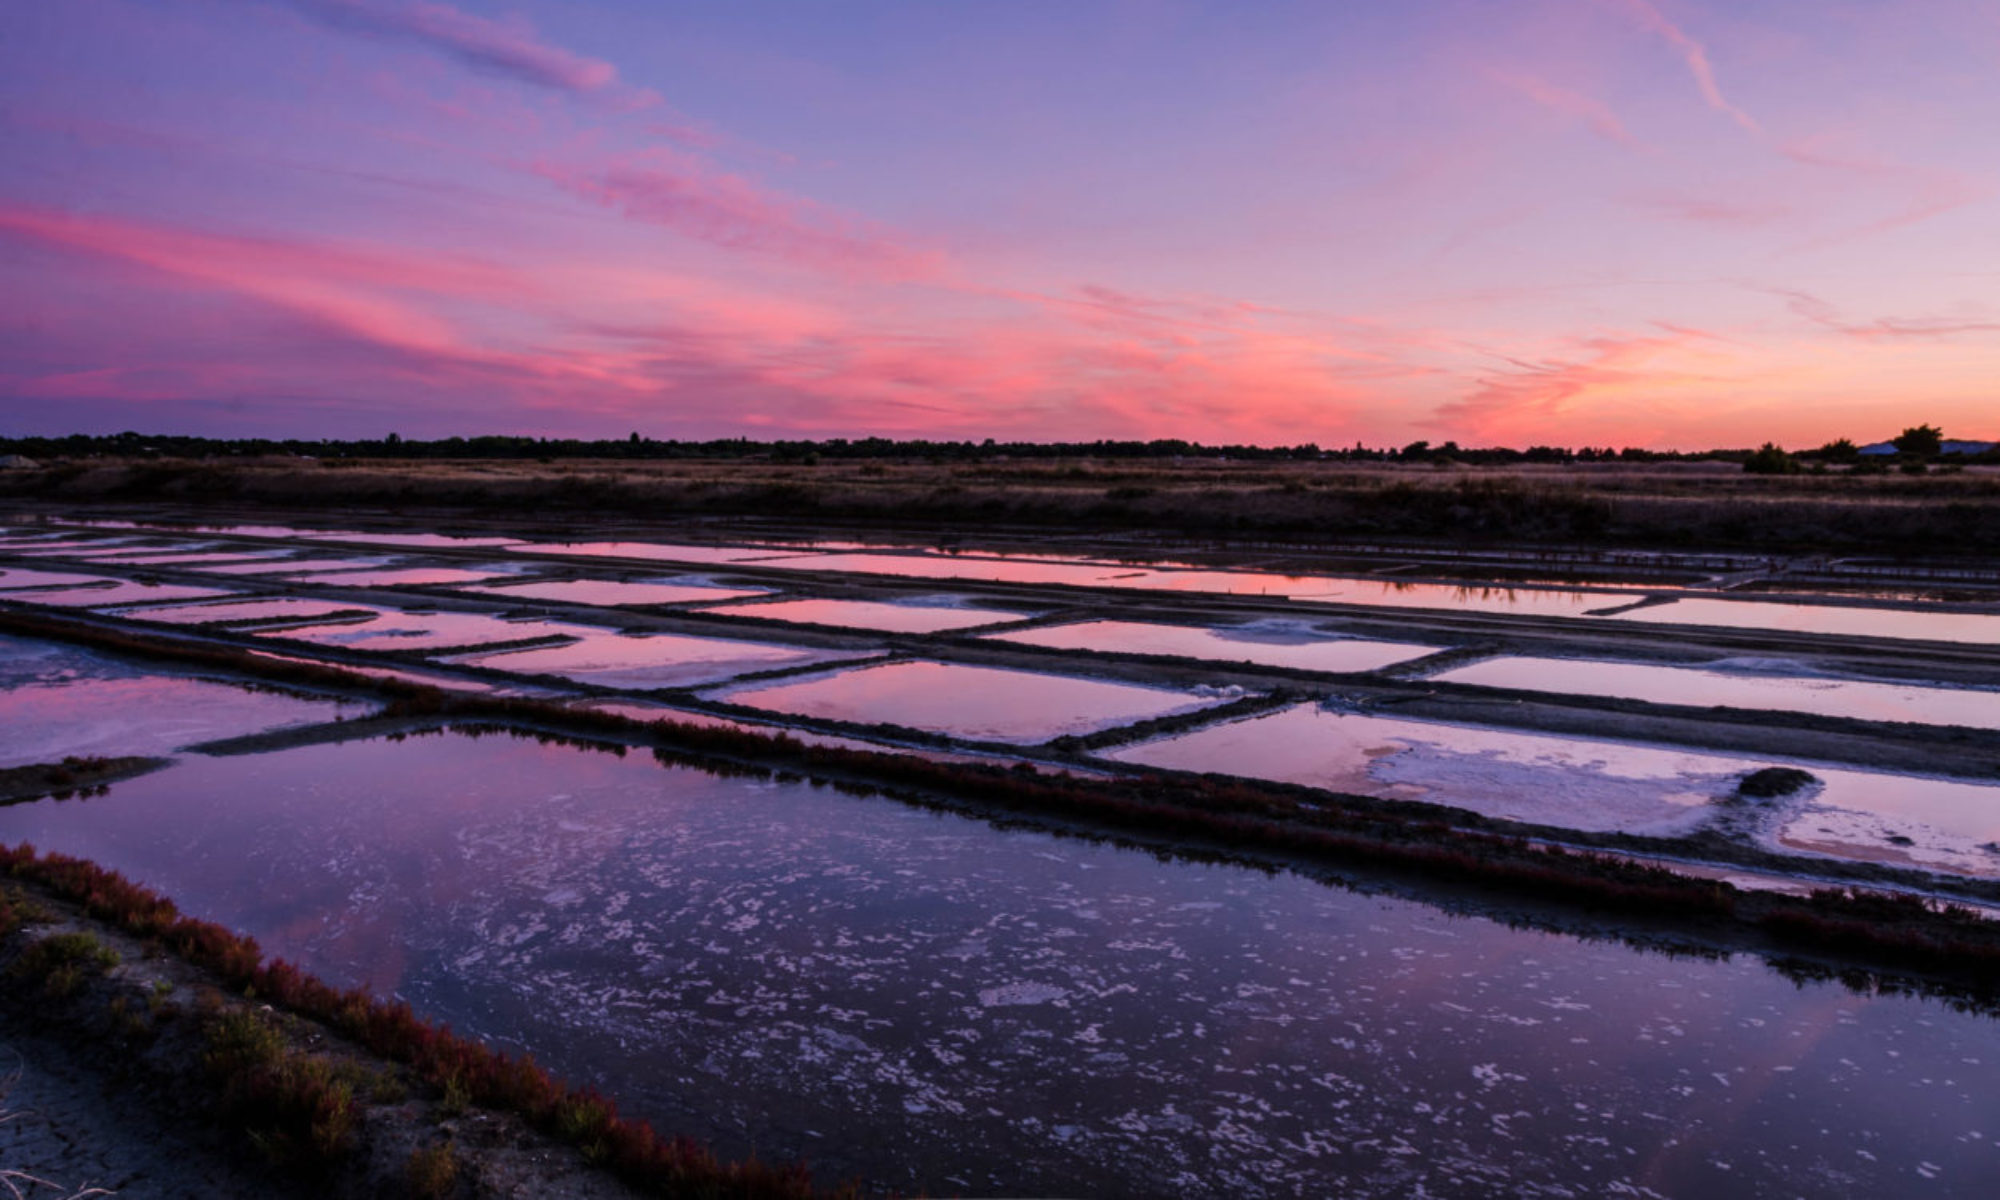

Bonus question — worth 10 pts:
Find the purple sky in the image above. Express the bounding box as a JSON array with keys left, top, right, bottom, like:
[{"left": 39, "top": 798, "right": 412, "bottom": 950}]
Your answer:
[{"left": 2, "top": 0, "right": 1996, "bottom": 447}]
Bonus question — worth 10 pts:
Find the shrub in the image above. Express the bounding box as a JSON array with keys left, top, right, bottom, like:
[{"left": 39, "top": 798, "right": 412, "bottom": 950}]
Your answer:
[
  {"left": 1737, "top": 767, "right": 1818, "bottom": 798},
  {"left": 8, "top": 930, "right": 118, "bottom": 998},
  {"left": 1743, "top": 443, "right": 1800, "bottom": 475},
  {"left": 406, "top": 1141, "right": 460, "bottom": 1198}
]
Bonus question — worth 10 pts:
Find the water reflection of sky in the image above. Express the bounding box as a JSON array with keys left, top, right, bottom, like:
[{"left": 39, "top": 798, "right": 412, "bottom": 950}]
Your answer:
[
  {"left": 714, "top": 659, "right": 1226, "bottom": 742},
  {"left": 0, "top": 731, "right": 1992, "bottom": 1196},
  {"left": 0, "top": 634, "right": 367, "bottom": 767},
  {"left": 706, "top": 596, "right": 1034, "bottom": 633},
  {"left": 453, "top": 630, "right": 865, "bottom": 689},
  {"left": 1612, "top": 597, "right": 2000, "bottom": 645},
  {"left": 459, "top": 578, "right": 768, "bottom": 607},
  {"left": 988, "top": 619, "right": 1437, "bottom": 673},
  {"left": 1438, "top": 655, "right": 2000, "bottom": 730}
]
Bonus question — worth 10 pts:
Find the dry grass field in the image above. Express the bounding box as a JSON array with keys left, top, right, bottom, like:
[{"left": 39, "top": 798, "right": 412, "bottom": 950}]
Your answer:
[{"left": 9, "top": 456, "right": 2000, "bottom": 552}]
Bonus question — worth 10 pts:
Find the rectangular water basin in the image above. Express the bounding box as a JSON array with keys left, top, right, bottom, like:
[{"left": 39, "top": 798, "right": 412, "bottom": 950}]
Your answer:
[
  {"left": 710, "top": 659, "right": 1232, "bottom": 743},
  {"left": 0, "top": 568, "right": 124, "bottom": 591},
  {"left": 1106, "top": 704, "right": 1740, "bottom": 835},
  {"left": 704, "top": 596, "right": 1035, "bottom": 633},
  {"left": 115, "top": 597, "right": 377, "bottom": 626},
  {"left": 1782, "top": 768, "right": 2000, "bottom": 877},
  {"left": 987, "top": 619, "right": 1438, "bottom": 673},
  {"left": 11, "top": 581, "right": 235, "bottom": 608},
  {"left": 257, "top": 606, "right": 597, "bottom": 651},
  {"left": 0, "top": 633, "right": 368, "bottom": 768},
  {"left": 1107, "top": 703, "right": 2000, "bottom": 873},
  {"left": 2, "top": 538, "right": 151, "bottom": 556},
  {"left": 88, "top": 549, "right": 297, "bottom": 566},
  {"left": 752, "top": 551, "right": 1146, "bottom": 587},
  {"left": 459, "top": 578, "right": 769, "bottom": 607},
  {"left": 1435, "top": 655, "right": 2000, "bottom": 730},
  {"left": 1298, "top": 580, "right": 1641, "bottom": 617},
  {"left": 194, "top": 556, "right": 394, "bottom": 575},
  {"left": 297, "top": 531, "right": 522, "bottom": 548},
  {"left": 280, "top": 566, "right": 513, "bottom": 588},
  {"left": 1607, "top": 597, "right": 2000, "bottom": 644},
  {"left": 450, "top": 630, "right": 869, "bottom": 689},
  {"left": 509, "top": 541, "right": 793, "bottom": 565}
]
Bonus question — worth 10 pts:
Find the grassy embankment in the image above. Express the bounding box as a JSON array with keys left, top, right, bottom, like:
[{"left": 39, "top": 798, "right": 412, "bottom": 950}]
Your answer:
[
  {"left": 0, "top": 859, "right": 839, "bottom": 1198},
  {"left": 3, "top": 606, "right": 1997, "bottom": 1003},
  {"left": 8, "top": 457, "right": 2000, "bottom": 552}
]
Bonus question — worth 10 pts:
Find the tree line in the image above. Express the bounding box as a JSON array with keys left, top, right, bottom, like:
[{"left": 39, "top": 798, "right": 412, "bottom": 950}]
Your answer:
[{"left": 2, "top": 428, "right": 1990, "bottom": 467}]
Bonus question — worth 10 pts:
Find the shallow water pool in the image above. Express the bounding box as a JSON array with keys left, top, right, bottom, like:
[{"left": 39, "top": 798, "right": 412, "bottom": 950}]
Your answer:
[{"left": 0, "top": 730, "right": 1993, "bottom": 1196}]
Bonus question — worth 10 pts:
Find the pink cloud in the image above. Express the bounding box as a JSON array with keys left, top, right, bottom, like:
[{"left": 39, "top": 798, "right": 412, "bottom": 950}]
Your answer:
[
  {"left": 0, "top": 205, "right": 525, "bottom": 355},
  {"left": 1602, "top": 0, "right": 1758, "bottom": 133},
  {"left": 1487, "top": 70, "right": 1640, "bottom": 148},
  {"left": 1776, "top": 289, "right": 2000, "bottom": 341},
  {"left": 1776, "top": 138, "right": 1990, "bottom": 251},
  {"left": 1626, "top": 192, "right": 1789, "bottom": 227},
  {"left": 285, "top": 0, "right": 656, "bottom": 106},
  {"left": 0, "top": 201, "right": 1397, "bottom": 442},
  {"left": 530, "top": 151, "right": 946, "bottom": 281},
  {"left": 1434, "top": 331, "right": 1718, "bottom": 442}
]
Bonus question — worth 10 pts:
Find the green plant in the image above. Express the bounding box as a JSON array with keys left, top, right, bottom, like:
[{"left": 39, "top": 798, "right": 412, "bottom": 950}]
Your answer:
[{"left": 8, "top": 931, "right": 118, "bottom": 998}]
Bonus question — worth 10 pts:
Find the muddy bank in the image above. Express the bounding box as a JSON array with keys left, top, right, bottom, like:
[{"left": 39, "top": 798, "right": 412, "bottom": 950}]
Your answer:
[{"left": 0, "top": 756, "right": 164, "bottom": 806}]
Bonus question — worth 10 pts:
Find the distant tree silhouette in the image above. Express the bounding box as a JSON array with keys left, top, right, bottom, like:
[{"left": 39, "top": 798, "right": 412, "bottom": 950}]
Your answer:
[
  {"left": 1815, "top": 437, "right": 1859, "bottom": 463},
  {"left": 1893, "top": 424, "right": 1943, "bottom": 457},
  {"left": 1743, "top": 443, "right": 1800, "bottom": 475}
]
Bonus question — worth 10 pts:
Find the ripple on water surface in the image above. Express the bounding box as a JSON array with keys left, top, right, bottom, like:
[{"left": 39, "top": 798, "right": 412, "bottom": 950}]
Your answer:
[{"left": 0, "top": 730, "right": 1994, "bottom": 1196}]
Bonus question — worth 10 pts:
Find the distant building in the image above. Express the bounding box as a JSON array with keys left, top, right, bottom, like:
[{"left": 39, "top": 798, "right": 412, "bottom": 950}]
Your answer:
[{"left": 0, "top": 454, "right": 39, "bottom": 469}]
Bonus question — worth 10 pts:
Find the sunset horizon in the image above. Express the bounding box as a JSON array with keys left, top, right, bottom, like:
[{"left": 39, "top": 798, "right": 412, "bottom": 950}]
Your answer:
[{"left": 6, "top": 1, "right": 1997, "bottom": 450}]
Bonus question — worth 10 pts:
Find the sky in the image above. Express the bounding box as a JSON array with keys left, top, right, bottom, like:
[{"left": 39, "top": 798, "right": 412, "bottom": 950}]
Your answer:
[{"left": 1, "top": 0, "right": 1996, "bottom": 449}]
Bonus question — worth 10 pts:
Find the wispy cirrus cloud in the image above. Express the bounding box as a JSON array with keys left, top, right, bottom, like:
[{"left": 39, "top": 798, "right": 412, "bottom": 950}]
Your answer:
[
  {"left": 1625, "top": 191, "right": 1789, "bottom": 227},
  {"left": 0, "top": 203, "right": 1386, "bottom": 442},
  {"left": 0, "top": 203, "right": 528, "bottom": 369},
  {"left": 530, "top": 152, "right": 946, "bottom": 282},
  {"left": 1601, "top": 0, "right": 1758, "bottom": 133},
  {"left": 1433, "top": 330, "right": 1719, "bottom": 441},
  {"left": 1487, "top": 70, "right": 1640, "bottom": 148},
  {"left": 1775, "top": 138, "right": 1990, "bottom": 251},
  {"left": 1775, "top": 288, "right": 2000, "bottom": 341},
  {"left": 282, "top": 0, "right": 653, "bottom": 105}
]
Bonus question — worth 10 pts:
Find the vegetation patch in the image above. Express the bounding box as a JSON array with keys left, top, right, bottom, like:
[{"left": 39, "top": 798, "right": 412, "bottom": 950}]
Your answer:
[
  {"left": 10, "top": 455, "right": 2000, "bottom": 551},
  {"left": 0, "top": 844, "right": 841, "bottom": 1198},
  {"left": 8, "top": 929, "right": 119, "bottom": 999},
  {"left": 1737, "top": 767, "right": 1820, "bottom": 799},
  {"left": 0, "top": 755, "right": 167, "bottom": 805}
]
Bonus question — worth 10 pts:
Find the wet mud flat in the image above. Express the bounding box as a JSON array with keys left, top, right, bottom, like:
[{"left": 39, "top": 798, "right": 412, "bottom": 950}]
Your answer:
[{"left": 6, "top": 507, "right": 2000, "bottom": 1193}]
